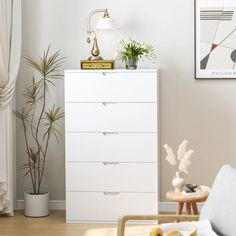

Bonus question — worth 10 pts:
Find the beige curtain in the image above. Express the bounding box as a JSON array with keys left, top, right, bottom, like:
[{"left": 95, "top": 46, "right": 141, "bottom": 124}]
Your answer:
[{"left": 0, "top": 0, "right": 21, "bottom": 215}]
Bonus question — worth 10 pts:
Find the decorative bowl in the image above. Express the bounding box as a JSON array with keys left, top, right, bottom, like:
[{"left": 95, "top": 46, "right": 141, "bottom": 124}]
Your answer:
[{"left": 162, "top": 223, "right": 198, "bottom": 236}]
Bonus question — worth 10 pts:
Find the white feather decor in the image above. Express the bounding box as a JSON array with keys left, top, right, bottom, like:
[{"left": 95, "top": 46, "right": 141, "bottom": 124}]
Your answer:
[
  {"left": 178, "top": 149, "right": 194, "bottom": 174},
  {"left": 163, "top": 140, "right": 194, "bottom": 174},
  {"left": 177, "top": 139, "right": 188, "bottom": 160},
  {"left": 163, "top": 144, "right": 176, "bottom": 165}
]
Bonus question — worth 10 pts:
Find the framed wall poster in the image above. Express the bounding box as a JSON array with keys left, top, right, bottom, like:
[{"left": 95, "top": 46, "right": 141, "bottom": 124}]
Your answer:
[{"left": 195, "top": 0, "right": 236, "bottom": 79}]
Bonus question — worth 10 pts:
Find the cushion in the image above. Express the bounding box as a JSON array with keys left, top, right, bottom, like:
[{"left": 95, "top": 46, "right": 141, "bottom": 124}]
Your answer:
[{"left": 200, "top": 165, "right": 236, "bottom": 236}]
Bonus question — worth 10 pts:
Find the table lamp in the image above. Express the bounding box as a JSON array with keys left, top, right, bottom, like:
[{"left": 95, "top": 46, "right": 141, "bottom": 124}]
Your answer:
[{"left": 81, "top": 9, "right": 118, "bottom": 69}]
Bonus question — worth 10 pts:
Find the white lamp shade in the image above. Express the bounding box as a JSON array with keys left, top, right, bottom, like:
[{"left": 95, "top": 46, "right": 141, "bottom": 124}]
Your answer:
[{"left": 95, "top": 17, "right": 118, "bottom": 30}]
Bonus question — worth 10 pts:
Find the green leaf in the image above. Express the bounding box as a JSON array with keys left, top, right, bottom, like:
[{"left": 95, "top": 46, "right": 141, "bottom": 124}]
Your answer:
[
  {"left": 43, "top": 105, "right": 64, "bottom": 141},
  {"left": 24, "top": 46, "right": 66, "bottom": 80},
  {"left": 115, "top": 38, "right": 156, "bottom": 62}
]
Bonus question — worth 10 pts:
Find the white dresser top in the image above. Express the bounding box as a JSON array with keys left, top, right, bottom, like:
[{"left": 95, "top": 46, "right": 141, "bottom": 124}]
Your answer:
[{"left": 65, "top": 69, "right": 157, "bottom": 73}]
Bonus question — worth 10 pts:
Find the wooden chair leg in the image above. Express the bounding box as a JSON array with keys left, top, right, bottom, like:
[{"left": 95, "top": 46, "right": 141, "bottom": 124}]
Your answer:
[
  {"left": 191, "top": 202, "right": 199, "bottom": 215},
  {"left": 186, "top": 203, "right": 191, "bottom": 215},
  {"left": 177, "top": 202, "right": 184, "bottom": 215}
]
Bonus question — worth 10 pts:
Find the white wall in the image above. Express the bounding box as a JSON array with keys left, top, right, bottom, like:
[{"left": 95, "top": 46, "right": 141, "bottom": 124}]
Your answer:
[{"left": 17, "top": 0, "right": 236, "bottom": 202}]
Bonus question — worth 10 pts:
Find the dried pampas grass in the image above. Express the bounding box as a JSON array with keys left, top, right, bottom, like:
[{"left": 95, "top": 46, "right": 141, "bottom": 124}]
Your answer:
[
  {"left": 163, "top": 144, "right": 176, "bottom": 165},
  {"left": 163, "top": 140, "right": 194, "bottom": 174}
]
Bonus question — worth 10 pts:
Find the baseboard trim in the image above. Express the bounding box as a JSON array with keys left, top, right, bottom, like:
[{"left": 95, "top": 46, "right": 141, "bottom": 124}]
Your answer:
[
  {"left": 159, "top": 201, "right": 203, "bottom": 213},
  {"left": 16, "top": 200, "right": 203, "bottom": 212},
  {"left": 159, "top": 202, "right": 177, "bottom": 212},
  {"left": 16, "top": 200, "right": 65, "bottom": 210}
]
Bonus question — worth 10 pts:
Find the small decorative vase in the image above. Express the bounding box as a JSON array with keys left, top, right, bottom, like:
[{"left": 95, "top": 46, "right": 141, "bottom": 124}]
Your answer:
[
  {"left": 172, "top": 171, "right": 185, "bottom": 193},
  {"left": 125, "top": 58, "right": 138, "bottom": 69}
]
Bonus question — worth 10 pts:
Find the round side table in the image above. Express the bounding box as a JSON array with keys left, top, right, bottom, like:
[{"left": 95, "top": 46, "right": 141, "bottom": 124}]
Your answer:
[{"left": 166, "top": 190, "right": 209, "bottom": 215}]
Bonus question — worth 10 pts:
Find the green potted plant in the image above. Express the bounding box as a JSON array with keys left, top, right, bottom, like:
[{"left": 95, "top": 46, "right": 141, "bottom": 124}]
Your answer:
[
  {"left": 115, "top": 38, "right": 156, "bottom": 69},
  {"left": 16, "top": 47, "right": 65, "bottom": 217}
]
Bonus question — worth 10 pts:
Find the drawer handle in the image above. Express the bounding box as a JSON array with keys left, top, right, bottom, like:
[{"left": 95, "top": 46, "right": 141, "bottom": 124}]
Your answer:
[
  {"left": 103, "top": 162, "right": 120, "bottom": 165},
  {"left": 102, "top": 132, "right": 119, "bottom": 136},
  {"left": 102, "top": 72, "right": 118, "bottom": 76},
  {"left": 103, "top": 192, "right": 120, "bottom": 196},
  {"left": 102, "top": 102, "right": 119, "bottom": 106}
]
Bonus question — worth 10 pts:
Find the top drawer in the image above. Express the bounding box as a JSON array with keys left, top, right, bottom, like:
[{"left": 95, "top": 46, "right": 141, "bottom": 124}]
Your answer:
[{"left": 65, "top": 71, "right": 158, "bottom": 102}]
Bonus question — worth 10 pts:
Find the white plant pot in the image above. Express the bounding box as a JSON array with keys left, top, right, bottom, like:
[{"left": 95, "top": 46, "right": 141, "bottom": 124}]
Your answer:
[
  {"left": 24, "top": 191, "right": 49, "bottom": 217},
  {"left": 172, "top": 172, "right": 185, "bottom": 193}
]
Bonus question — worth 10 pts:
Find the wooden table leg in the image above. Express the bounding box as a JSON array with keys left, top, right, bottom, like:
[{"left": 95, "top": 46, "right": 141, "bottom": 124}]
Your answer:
[
  {"left": 177, "top": 202, "right": 184, "bottom": 215},
  {"left": 186, "top": 202, "right": 191, "bottom": 215},
  {"left": 191, "top": 202, "right": 199, "bottom": 215}
]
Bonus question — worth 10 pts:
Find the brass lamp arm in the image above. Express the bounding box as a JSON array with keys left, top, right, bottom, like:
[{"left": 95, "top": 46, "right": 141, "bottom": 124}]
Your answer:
[
  {"left": 86, "top": 8, "right": 111, "bottom": 60},
  {"left": 87, "top": 9, "right": 107, "bottom": 35}
]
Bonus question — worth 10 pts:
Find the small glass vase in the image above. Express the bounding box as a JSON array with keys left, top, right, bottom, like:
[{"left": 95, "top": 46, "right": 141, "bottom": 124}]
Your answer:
[{"left": 125, "top": 58, "right": 138, "bottom": 70}]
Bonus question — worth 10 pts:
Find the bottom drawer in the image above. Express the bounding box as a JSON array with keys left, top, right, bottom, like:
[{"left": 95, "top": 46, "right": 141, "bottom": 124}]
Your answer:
[{"left": 66, "top": 192, "right": 158, "bottom": 222}]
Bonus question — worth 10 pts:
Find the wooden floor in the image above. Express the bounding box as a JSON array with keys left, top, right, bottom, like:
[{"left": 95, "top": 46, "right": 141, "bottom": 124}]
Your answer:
[{"left": 0, "top": 211, "right": 155, "bottom": 236}]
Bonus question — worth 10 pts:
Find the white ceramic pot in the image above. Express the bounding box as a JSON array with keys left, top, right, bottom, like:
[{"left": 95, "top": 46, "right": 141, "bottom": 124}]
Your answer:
[
  {"left": 24, "top": 191, "right": 49, "bottom": 217},
  {"left": 172, "top": 172, "right": 185, "bottom": 193}
]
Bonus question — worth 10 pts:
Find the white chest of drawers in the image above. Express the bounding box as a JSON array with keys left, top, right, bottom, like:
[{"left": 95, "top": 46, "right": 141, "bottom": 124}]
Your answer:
[{"left": 65, "top": 69, "right": 159, "bottom": 223}]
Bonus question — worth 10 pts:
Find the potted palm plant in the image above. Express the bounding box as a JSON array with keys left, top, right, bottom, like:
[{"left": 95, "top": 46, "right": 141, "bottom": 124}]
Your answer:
[
  {"left": 16, "top": 47, "right": 65, "bottom": 217},
  {"left": 115, "top": 38, "right": 156, "bottom": 69}
]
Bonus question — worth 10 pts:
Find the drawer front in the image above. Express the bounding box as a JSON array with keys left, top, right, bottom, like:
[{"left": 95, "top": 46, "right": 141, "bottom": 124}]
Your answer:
[
  {"left": 66, "top": 162, "right": 157, "bottom": 192},
  {"left": 66, "top": 192, "right": 158, "bottom": 222},
  {"left": 65, "top": 132, "right": 158, "bottom": 162},
  {"left": 65, "top": 72, "right": 157, "bottom": 102},
  {"left": 65, "top": 103, "right": 157, "bottom": 132}
]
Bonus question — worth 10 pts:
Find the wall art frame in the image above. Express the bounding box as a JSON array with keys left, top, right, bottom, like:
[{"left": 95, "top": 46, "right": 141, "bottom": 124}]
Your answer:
[{"left": 195, "top": 0, "right": 236, "bottom": 79}]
